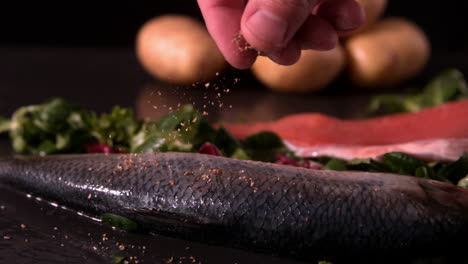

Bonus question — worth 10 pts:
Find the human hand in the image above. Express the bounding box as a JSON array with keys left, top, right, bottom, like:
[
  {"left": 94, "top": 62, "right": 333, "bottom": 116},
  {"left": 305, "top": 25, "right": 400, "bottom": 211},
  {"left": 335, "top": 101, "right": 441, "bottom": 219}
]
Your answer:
[{"left": 198, "top": 0, "right": 365, "bottom": 69}]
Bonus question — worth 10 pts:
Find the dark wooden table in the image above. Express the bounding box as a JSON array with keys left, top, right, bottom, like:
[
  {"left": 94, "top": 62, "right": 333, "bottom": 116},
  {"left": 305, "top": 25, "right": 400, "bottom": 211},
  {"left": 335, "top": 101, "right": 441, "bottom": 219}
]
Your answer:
[{"left": 0, "top": 47, "right": 466, "bottom": 264}]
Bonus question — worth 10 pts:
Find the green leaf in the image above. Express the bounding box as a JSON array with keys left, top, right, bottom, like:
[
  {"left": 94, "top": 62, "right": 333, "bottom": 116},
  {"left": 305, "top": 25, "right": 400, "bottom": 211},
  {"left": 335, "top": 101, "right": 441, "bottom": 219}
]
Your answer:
[
  {"left": 347, "top": 158, "right": 392, "bottom": 173},
  {"left": 111, "top": 254, "right": 127, "bottom": 264},
  {"left": 457, "top": 175, "right": 468, "bottom": 188},
  {"left": 366, "top": 69, "right": 468, "bottom": 116},
  {"left": 382, "top": 152, "right": 427, "bottom": 176},
  {"left": 421, "top": 69, "right": 468, "bottom": 106},
  {"left": 436, "top": 153, "right": 468, "bottom": 184},
  {"left": 243, "top": 131, "right": 284, "bottom": 149},
  {"left": 8, "top": 99, "right": 94, "bottom": 154},
  {"left": 91, "top": 106, "right": 142, "bottom": 151},
  {"left": 157, "top": 104, "right": 199, "bottom": 135},
  {"left": 130, "top": 105, "right": 219, "bottom": 154},
  {"left": 0, "top": 116, "right": 10, "bottom": 133},
  {"left": 214, "top": 126, "right": 240, "bottom": 157},
  {"left": 366, "top": 94, "right": 408, "bottom": 115},
  {"left": 242, "top": 131, "right": 285, "bottom": 162},
  {"left": 230, "top": 148, "right": 251, "bottom": 160},
  {"left": 101, "top": 213, "right": 138, "bottom": 232},
  {"left": 322, "top": 158, "right": 347, "bottom": 171}
]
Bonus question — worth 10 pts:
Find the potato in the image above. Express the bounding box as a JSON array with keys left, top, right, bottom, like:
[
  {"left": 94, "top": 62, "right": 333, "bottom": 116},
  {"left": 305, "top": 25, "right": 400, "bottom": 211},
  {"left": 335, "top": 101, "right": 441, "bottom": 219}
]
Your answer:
[
  {"left": 351, "top": 0, "right": 388, "bottom": 35},
  {"left": 345, "top": 17, "right": 430, "bottom": 88},
  {"left": 136, "top": 15, "right": 226, "bottom": 84},
  {"left": 251, "top": 46, "right": 346, "bottom": 93}
]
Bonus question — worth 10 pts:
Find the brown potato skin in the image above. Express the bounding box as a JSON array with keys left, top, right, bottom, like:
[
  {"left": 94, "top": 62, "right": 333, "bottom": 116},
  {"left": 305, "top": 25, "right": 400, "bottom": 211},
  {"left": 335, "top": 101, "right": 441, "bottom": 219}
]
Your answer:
[
  {"left": 251, "top": 46, "right": 346, "bottom": 93},
  {"left": 351, "top": 0, "right": 388, "bottom": 35},
  {"left": 136, "top": 15, "right": 226, "bottom": 84},
  {"left": 345, "top": 17, "right": 430, "bottom": 88}
]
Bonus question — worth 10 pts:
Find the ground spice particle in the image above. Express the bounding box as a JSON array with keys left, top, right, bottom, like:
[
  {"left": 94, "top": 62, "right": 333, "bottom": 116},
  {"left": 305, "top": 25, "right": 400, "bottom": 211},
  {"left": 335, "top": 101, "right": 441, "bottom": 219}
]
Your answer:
[
  {"left": 20, "top": 224, "right": 26, "bottom": 229},
  {"left": 0, "top": 205, "right": 5, "bottom": 210},
  {"left": 210, "top": 169, "right": 222, "bottom": 175},
  {"left": 3, "top": 236, "right": 11, "bottom": 240},
  {"left": 169, "top": 180, "right": 175, "bottom": 185},
  {"left": 119, "top": 244, "right": 126, "bottom": 251}
]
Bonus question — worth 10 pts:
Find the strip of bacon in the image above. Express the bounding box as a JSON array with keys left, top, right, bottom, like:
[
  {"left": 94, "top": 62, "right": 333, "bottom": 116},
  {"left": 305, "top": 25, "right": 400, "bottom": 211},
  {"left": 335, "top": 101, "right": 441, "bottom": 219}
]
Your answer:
[
  {"left": 224, "top": 100, "right": 468, "bottom": 162},
  {"left": 284, "top": 138, "right": 468, "bottom": 162},
  {"left": 224, "top": 100, "right": 468, "bottom": 146}
]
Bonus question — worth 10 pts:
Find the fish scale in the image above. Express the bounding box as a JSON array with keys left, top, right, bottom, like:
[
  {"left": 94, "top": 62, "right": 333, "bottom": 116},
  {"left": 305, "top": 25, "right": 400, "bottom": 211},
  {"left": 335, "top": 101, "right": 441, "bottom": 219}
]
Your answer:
[{"left": 0, "top": 153, "right": 468, "bottom": 262}]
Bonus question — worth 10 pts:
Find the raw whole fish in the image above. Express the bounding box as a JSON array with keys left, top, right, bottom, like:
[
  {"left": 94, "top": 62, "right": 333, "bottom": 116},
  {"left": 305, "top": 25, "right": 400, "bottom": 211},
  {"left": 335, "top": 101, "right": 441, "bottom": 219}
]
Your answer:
[{"left": 1, "top": 153, "right": 467, "bottom": 261}]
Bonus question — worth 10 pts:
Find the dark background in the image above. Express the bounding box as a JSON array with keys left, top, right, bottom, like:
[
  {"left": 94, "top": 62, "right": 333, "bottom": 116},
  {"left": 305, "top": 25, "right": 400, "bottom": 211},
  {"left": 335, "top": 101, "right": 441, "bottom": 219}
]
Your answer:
[
  {"left": 0, "top": 4, "right": 467, "bottom": 264},
  {"left": 0, "top": 2, "right": 467, "bottom": 52},
  {"left": 0, "top": 1, "right": 467, "bottom": 119}
]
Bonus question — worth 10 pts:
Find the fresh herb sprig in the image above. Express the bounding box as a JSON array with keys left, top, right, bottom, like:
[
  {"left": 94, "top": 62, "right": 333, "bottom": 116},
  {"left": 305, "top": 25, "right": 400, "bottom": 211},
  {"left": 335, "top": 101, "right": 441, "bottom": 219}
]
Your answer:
[
  {"left": 321, "top": 152, "right": 468, "bottom": 187},
  {"left": 0, "top": 98, "right": 287, "bottom": 162},
  {"left": 367, "top": 69, "right": 468, "bottom": 115}
]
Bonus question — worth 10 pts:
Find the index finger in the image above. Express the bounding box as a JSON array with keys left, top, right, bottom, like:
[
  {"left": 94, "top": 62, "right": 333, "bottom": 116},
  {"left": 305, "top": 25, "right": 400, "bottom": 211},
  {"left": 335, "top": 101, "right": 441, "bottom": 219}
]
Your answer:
[{"left": 198, "top": 0, "right": 257, "bottom": 69}]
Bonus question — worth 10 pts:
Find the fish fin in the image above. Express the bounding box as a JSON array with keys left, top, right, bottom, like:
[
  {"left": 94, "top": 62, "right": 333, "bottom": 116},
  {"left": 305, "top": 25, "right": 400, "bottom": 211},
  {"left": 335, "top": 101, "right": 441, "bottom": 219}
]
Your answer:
[
  {"left": 418, "top": 180, "right": 468, "bottom": 210},
  {"left": 127, "top": 208, "right": 228, "bottom": 242}
]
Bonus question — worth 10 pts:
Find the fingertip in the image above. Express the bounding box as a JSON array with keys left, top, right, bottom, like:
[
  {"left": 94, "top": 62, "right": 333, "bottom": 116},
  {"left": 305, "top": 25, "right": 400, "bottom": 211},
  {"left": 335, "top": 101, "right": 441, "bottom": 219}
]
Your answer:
[
  {"left": 222, "top": 32, "right": 259, "bottom": 69},
  {"left": 198, "top": 0, "right": 258, "bottom": 69},
  {"left": 226, "top": 49, "right": 258, "bottom": 69},
  {"left": 267, "top": 40, "right": 302, "bottom": 66},
  {"left": 240, "top": 0, "right": 315, "bottom": 53},
  {"left": 316, "top": 0, "right": 365, "bottom": 32},
  {"left": 297, "top": 15, "right": 338, "bottom": 50}
]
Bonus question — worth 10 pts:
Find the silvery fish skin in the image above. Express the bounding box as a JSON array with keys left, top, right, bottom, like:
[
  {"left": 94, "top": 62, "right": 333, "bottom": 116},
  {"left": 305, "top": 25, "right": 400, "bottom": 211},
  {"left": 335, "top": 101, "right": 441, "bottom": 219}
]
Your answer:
[{"left": 0, "top": 153, "right": 467, "bottom": 260}]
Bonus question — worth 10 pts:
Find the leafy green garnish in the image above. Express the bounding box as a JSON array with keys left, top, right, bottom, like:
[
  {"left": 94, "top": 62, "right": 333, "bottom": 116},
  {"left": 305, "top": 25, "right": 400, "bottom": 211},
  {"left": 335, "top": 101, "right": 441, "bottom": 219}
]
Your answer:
[
  {"left": 242, "top": 131, "right": 286, "bottom": 162},
  {"left": 436, "top": 154, "right": 468, "bottom": 184},
  {"left": 457, "top": 176, "right": 468, "bottom": 188},
  {"left": 0, "top": 116, "right": 10, "bottom": 134},
  {"left": 101, "top": 213, "right": 138, "bottom": 232},
  {"left": 382, "top": 152, "right": 428, "bottom": 176},
  {"left": 230, "top": 148, "right": 251, "bottom": 160},
  {"left": 322, "top": 158, "right": 347, "bottom": 171},
  {"left": 110, "top": 254, "right": 127, "bottom": 264},
  {"left": 214, "top": 126, "right": 240, "bottom": 157},
  {"left": 131, "top": 105, "right": 217, "bottom": 154},
  {"left": 2, "top": 96, "right": 468, "bottom": 189},
  {"left": 367, "top": 69, "right": 468, "bottom": 115},
  {"left": 336, "top": 152, "right": 468, "bottom": 185},
  {"left": 347, "top": 158, "right": 391, "bottom": 173},
  {"left": 8, "top": 98, "right": 94, "bottom": 154},
  {"left": 90, "top": 106, "right": 142, "bottom": 152}
]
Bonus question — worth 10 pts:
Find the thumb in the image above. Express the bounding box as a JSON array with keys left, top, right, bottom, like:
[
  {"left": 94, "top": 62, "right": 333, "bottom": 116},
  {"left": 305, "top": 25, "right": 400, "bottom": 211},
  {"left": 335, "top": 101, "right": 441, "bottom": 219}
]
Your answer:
[{"left": 240, "top": 0, "right": 319, "bottom": 53}]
